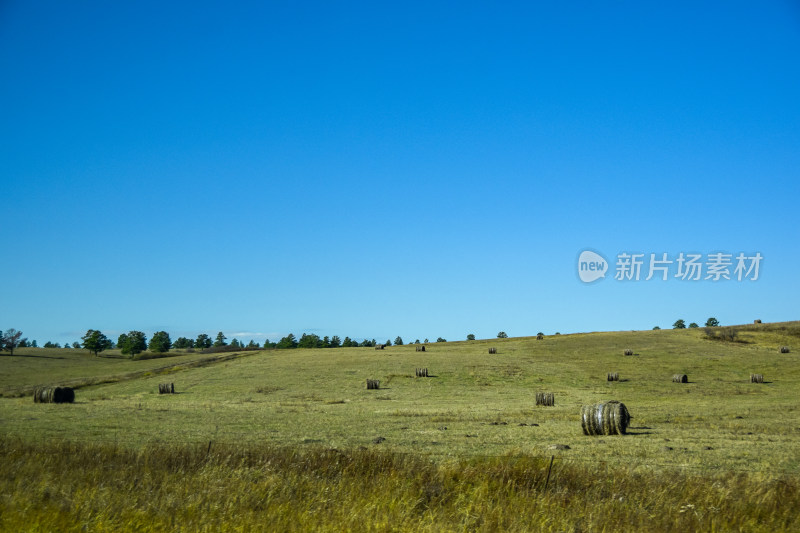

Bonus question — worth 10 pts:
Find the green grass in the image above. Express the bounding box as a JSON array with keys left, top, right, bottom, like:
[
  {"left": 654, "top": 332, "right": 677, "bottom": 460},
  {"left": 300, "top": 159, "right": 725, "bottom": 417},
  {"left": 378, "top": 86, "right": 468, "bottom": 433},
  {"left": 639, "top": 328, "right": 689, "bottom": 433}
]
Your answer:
[{"left": 1, "top": 322, "right": 798, "bottom": 531}]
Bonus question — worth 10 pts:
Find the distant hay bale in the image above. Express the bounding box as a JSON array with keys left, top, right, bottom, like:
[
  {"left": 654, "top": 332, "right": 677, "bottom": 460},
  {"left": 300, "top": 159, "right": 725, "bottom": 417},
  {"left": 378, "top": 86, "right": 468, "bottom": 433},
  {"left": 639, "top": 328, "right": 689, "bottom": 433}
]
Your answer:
[
  {"left": 581, "top": 401, "right": 630, "bottom": 436},
  {"left": 537, "top": 334, "right": 544, "bottom": 340},
  {"left": 754, "top": 319, "right": 762, "bottom": 324},
  {"left": 750, "top": 373, "right": 764, "bottom": 384},
  {"left": 375, "top": 344, "right": 385, "bottom": 350},
  {"left": 672, "top": 374, "right": 688, "bottom": 383},
  {"left": 535, "top": 392, "right": 555, "bottom": 406},
  {"left": 416, "top": 345, "right": 426, "bottom": 352},
  {"left": 366, "top": 379, "right": 380, "bottom": 390},
  {"left": 158, "top": 383, "right": 175, "bottom": 394},
  {"left": 33, "top": 386, "right": 74, "bottom": 404},
  {"left": 607, "top": 372, "right": 619, "bottom": 382},
  {"left": 415, "top": 368, "right": 429, "bottom": 377},
  {"left": 623, "top": 349, "right": 633, "bottom": 356},
  {"left": 779, "top": 346, "right": 790, "bottom": 354},
  {"left": 488, "top": 347, "right": 497, "bottom": 354}
]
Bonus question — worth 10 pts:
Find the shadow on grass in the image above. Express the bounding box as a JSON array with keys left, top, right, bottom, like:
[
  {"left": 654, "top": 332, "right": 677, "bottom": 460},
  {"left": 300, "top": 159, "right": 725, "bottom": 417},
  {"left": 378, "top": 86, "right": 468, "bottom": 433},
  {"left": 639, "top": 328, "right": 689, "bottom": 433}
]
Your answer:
[{"left": 15, "top": 354, "right": 66, "bottom": 360}]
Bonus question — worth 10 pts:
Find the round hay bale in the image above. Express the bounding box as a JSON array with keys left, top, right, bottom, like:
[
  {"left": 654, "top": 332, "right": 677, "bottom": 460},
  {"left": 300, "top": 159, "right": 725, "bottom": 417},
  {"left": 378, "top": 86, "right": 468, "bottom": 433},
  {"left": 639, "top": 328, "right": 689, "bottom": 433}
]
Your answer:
[
  {"left": 415, "top": 345, "right": 426, "bottom": 352},
  {"left": 536, "top": 392, "right": 555, "bottom": 406},
  {"left": 623, "top": 349, "right": 634, "bottom": 356},
  {"left": 581, "top": 401, "right": 630, "bottom": 436},
  {"left": 607, "top": 372, "right": 619, "bottom": 381},
  {"left": 779, "top": 346, "right": 790, "bottom": 354},
  {"left": 750, "top": 373, "right": 764, "bottom": 384},
  {"left": 33, "top": 386, "right": 74, "bottom": 403},
  {"left": 537, "top": 334, "right": 544, "bottom": 340},
  {"left": 754, "top": 319, "right": 762, "bottom": 324},
  {"left": 488, "top": 347, "right": 497, "bottom": 354},
  {"left": 672, "top": 374, "right": 688, "bottom": 383},
  {"left": 366, "top": 379, "right": 380, "bottom": 390},
  {"left": 33, "top": 387, "right": 48, "bottom": 403}
]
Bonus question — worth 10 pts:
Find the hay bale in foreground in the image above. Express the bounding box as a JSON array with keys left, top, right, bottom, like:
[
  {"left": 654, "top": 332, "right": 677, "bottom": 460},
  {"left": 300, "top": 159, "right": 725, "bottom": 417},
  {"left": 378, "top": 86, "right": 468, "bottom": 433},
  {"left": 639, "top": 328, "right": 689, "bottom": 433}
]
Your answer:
[
  {"left": 33, "top": 386, "right": 74, "bottom": 404},
  {"left": 607, "top": 372, "right": 619, "bottom": 382},
  {"left": 366, "top": 379, "right": 380, "bottom": 390},
  {"left": 488, "top": 347, "right": 497, "bottom": 354},
  {"left": 536, "top": 392, "right": 555, "bottom": 406},
  {"left": 750, "top": 373, "right": 764, "bottom": 384},
  {"left": 779, "top": 346, "right": 790, "bottom": 354},
  {"left": 415, "top": 368, "right": 429, "bottom": 377},
  {"left": 623, "top": 349, "right": 633, "bottom": 356},
  {"left": 581, "top": 401, "right": 630, "bottom": 436},
  {"left": 158, "top": 383, "right": 175, "bottom": 394},
  {"left": 416, "top": 345, "right": 426, "bottom": 352},
  {"left": 672, "top": 374, "right": 688, "bottom": 383}
]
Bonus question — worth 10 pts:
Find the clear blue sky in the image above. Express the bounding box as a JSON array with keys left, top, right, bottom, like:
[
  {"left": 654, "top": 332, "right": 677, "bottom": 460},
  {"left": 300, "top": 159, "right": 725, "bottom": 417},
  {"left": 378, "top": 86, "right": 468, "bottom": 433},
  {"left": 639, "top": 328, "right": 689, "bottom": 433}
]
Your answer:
[{"left": 2, "top": 1, "right": 799, "bottom": 346}]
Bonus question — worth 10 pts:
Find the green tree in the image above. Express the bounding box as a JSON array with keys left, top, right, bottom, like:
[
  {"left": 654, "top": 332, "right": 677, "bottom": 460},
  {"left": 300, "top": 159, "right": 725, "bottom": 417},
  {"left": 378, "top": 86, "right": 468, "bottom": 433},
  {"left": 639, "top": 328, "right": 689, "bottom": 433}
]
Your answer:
[
  {"left": 385, "top": 339, "right": 392, "bottom": 347},
  {"left": 436, "top": 337, "right": 446, "bottom": 343},
  {"left": 1, "top": 328, "right": 23, "bottom": 356},
  {"left": 688, "top": 322, "right": 699, "bottom": 328},
  {"left": 497, "top": 332, "right": 508, "bottom": 338},
  {"left": 195, "top": 334, "right": 212, "bottom": 349},
  {"left": 72, "top": 342, "right": 80, "bottom": 349},
  {"left": 119, "top": 331, "right": 147, "bottom": 358},
  {"left": 276, "top": 333, "right": 298, "bottom": 349},
  {"left": 82, "top": 329, "right": 111, "bottom": 356},
  {"left": 246, "top": 339, "right": 259, "bottom": 348},
  {"left": 414, "top": 339, "right": 420, "bottom": 344},
  {"left": 173, "top": 337, "right": 194, "bottom": 349},
  {"left": 341, "top": 336, "right": 354, "bottom": 347},
  {"left": 394, "top": 336, "right": 403, "bottom": 346},
  {"left": 31, "top": 340, "right": 38, "bottom": 348},
  {"left": 653, "top": 326, "right": 661, "bottom": 330},
  {"left": 705, "top": 317, "right": 720, "bottom": 327},
  {"left": 466, "top": 334, "right": 476, "bottom": 341},
  {"left": 423, "top": 338, "right": 429, "bottom": 343},
  {"left": 148, "top": 331, "right": 172, "bottom": 353},
  {"left": 673, "top": 319, "right": 686, "bottom": 329},
  {"left": 17, "top": 338, "right": 29, "bottom": 348},
  {"left": 330, "top": 335, "right": 341, "bottom": 348},
  {"left": 213, "top": 332, "right": 227, "bottom": 347},
  {"left": 298, "top": 333, "right": 322, "bottom": 348}
]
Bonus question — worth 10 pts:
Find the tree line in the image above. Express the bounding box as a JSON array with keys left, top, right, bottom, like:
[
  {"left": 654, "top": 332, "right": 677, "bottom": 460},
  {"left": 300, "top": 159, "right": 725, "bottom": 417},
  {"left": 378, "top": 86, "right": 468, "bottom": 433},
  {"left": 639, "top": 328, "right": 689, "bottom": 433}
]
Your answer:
[{"left": 2, "top": 327, "right": 517, "bottom": 358}]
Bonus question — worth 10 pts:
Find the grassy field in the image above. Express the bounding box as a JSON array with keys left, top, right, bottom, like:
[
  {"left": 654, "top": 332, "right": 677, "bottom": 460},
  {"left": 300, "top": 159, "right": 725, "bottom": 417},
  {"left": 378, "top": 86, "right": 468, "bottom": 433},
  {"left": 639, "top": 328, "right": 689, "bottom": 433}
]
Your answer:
[{"left": 1, "top": 322, "right": 798, "bottom": 531}]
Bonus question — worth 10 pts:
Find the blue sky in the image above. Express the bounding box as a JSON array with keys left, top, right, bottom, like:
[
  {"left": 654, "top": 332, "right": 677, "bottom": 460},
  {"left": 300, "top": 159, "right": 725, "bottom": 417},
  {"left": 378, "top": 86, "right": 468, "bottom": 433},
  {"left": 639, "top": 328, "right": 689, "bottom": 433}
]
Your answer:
[{"left": 2, "top": 1, "right": 799, "bottom": 346}]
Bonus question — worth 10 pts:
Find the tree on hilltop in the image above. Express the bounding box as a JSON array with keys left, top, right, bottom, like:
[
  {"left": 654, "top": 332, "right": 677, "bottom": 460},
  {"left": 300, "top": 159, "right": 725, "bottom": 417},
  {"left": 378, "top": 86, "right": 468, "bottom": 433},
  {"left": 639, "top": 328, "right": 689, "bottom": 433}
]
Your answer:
[
  {"left": 149, "top": 331, "right": 172, "bottom": 353},
  {"left": 1, "top": 328, "right": 23, "bottom": 356},
  {"left": 119, "top": 331, "right": 147, "bottom": 358},
  {"left": 213, "top": 332, "right": 227, "bottom": 347},
  {"left": 82, "top": 329, "right": 111, "bottom": 356}
]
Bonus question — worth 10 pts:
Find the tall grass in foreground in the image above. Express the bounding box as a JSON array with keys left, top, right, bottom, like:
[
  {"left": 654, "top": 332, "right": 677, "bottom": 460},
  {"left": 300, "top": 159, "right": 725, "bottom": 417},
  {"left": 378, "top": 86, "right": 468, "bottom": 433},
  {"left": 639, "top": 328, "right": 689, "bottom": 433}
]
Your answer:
[{"left": 1, "top": 439, "right": 797, "bottom": 532}]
